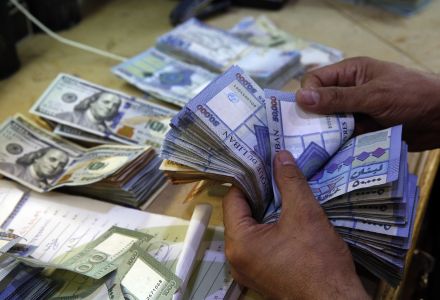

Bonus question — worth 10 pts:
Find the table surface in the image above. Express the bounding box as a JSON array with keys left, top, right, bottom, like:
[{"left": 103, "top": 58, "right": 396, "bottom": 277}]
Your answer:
[{"left": 1, "top": 0, "right": 439, "bottom": 299}]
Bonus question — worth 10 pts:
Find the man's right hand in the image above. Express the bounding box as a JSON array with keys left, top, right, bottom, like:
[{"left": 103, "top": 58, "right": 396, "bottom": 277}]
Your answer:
[{"left": 296, "top": 57, "right": 440, "bottom": 151}]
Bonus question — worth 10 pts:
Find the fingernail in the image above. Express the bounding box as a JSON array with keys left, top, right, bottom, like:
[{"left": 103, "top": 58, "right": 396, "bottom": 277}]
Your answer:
[
  {"left": 277, "top": 150, "right": 296, "bottom": 166},
  {"left": 298, "top": 89, "right": 320, "bottom": 105}
]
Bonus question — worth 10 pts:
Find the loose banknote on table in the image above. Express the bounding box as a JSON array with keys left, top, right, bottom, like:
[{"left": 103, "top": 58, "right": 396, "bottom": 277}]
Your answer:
[
  {"left": 160, "top": 65, "right": 419, "bottom": 286},
  {"left": 30, "top": 73, "right": 177, "bottom": 151},
  {"left": 0, "top": 181, "right": 239, "bottom": 299},
  {"left": 0, "top": 115, "right": 165, "bottom": 207}
]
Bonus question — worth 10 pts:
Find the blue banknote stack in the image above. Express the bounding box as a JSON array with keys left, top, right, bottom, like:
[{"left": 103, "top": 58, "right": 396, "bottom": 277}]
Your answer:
[
  {"left": 160, "top": 65, "right": 419, "bottom": 286},
  {"left": 112, "top": 17, "right": 306, "bottom": 108},
  {"left": 0, "top": 230, "right": 60, "bottom": 299}
]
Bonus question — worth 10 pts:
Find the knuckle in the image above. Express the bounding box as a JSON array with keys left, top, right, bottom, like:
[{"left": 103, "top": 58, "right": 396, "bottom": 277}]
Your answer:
[{"left": 225, "top": 242, "right": 249, "bottom": 270}]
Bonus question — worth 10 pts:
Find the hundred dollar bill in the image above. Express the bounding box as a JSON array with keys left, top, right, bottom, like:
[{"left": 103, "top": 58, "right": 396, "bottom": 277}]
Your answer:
[
  {"left": 0, "top": 115, "right": 148, "bottom": 193},
  {"left": 161, "top": 65, "right": 272, "bottom": 220},
  {"left": 229, "top": 15, "right": 344, "bottom": 71},
  {"left": 112, "top": 48, "right": 218, "bottom": 107},
  {"left": 30, "top": 74, "right": 177, "bottom": 150},
  {"left": 11, "top": 226, "right": 154, "bottom": 280},
  {"left": 156, "top": 18, "right": 301, "bottom": 88},
  {"left": 54, "top": 123, "right": 112, "bottom": 145}
]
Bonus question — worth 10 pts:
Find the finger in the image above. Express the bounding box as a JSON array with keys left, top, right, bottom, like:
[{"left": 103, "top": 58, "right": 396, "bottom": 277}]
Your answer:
[
  {"left": 301, "top": 57, "right": 372, "bottom": 89},
  {"left": 222, "top": 186, "right": 257, "bottom": 235},
  {"left": 273, "top": 151, "right": 319, "bottom": 216},
  {"left": 295, "top": 85, "right": 375, "bottom": 115}
]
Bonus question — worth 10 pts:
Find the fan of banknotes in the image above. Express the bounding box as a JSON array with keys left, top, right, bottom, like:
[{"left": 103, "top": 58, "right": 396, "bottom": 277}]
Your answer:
[
  {"left": 0, "top": 115, "right": 166, "bottom": 207},
  {"left": 160, "top": 65, "right": 419, "bottom": 286}
]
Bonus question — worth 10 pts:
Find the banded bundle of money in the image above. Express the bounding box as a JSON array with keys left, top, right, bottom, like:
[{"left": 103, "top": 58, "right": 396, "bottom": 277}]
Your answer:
[
  {"left": 30, "top": 73, "right": 177, "bottom": 150},
  {"left": 1, "top": 227, "right": 181, "bottom": 299},
  {"left": 0, "top": 230, "right": 59, "bottom": 299},
  {"left": 156, "top": 18, "right": 302, "bottom": 89},
  {"left": 160, "top": 66, "right": 419, "bottom": 286},
  {"left": 112, "top": 48, "right": 218, "bottom": 107},
  {"left": 229, "top": 15, "right": 344, "bottom": 72},
  {"left": 0, "top": 115, "right": 166, "bottom": 207}
]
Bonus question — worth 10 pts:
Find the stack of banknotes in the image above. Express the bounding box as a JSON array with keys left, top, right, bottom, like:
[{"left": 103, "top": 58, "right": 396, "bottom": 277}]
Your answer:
[
  {"left": 30, "top": 73, "right": 177, "bottom": 149},
  {"left": 112, "top": 16, "right": 343, "bottom": 108},
  {"left": 160, "top": 65, "right": 419, "bottom": 286},
  {"left": 229, "top": 15, "right": 344, "bottom": 72},
  {"left": 156, "top": 18, "right": 302, "bottom": 89},
  {"left": 0, "top": 115, "right": 165, "bottom": 207},
  {"left": 0, "top": 230, "right": 60, "bottom": 299},
  {"left": 0, "top": 227, "right": 181, "bottom": 299}
]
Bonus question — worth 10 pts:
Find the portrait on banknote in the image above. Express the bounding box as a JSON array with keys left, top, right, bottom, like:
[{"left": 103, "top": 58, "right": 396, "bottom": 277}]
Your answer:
[
  {"left": 55, "top": 92, "right": 122, "bottom": 133},
  {"left": 0, "top": 147, "right": 69, "bottom": 189}
]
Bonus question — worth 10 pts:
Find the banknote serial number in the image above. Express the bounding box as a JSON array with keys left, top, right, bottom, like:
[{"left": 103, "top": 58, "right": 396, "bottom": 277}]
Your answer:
[
  {"left": 197, "top": 105, "right": 220, "bottom": 126},
  {"left": 235, "top": 73, "right": 257, "bottom": 94},
  {"left": 146, "top": 279, "right": 163, "bottom": 300},
  {"left": 269, "top": 96, "right": 279, "bottom": 122}
]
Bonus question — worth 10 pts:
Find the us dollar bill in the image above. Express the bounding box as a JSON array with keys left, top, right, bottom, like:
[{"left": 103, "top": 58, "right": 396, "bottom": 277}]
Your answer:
[
  {"left": 0, "top": 115, "right": 149, "bottom": 192},
  {"left": 54, "top": 123, "right": 112, "bottom": 145},
  {"left": 30, "top": 74, "right": 177, "bottom": 150},
  {"left": 112, "top": 48, "right": 218, "bottom": 107}
]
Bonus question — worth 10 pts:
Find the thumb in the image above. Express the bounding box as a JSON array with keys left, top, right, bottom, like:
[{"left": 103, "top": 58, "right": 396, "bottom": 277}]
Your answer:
[
  {"left": 274, "top": 151, "right": 324, "bottom": 222},
  {"left": 296, "top": 86, "right": 372, "bottom": 115}
]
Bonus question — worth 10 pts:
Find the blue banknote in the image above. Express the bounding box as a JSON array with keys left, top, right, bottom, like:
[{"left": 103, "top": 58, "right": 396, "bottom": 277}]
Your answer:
[
  {"left": 161, "top": 65, "right": 272, "bottom": 219},
  {"left": 112, "top": 48, "right": 218, "bottom": 107}
]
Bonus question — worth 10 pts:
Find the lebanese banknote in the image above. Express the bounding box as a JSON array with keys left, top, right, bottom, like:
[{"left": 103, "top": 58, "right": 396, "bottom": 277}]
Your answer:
[
  {"left": 229, "top": 15, "right": 344, "bottom": 71},
  {"left": 264, "top": 89, "right": 354, "bottom": 209},
  {"left": 11, "top": 226, "right": 154, "bottom": 280},
  {"left": 161, "top": 65, "right": 273, "bottom": 220},
  {"left": 156, "top": 18, "right": 302, "bottom": 88},
  {"left": 112, "top": 48, "right": 218, "bottom": 107},
  {"left": 30, "top": 74, "right": 177, "bottom": 150},
  {"left": 116, "top": 244, "right": 181, "bottom": 300},
  {"left": 0, "top": 115, "right": 148, "bottom": 193}
]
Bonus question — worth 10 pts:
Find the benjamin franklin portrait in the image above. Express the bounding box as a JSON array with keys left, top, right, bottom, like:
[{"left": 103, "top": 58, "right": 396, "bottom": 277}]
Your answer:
[
  {"left": 56, "top": 92, "right": 122, "bottom": 132},
  {"left": 0, "top": 147, "right": 69, "bottom": 189}
]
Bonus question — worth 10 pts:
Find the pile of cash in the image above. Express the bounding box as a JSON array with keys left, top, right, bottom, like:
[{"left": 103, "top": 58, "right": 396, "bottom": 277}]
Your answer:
[
  {"left": 160, "top": 66, "right": 419, "bottom": 286},
  {"left": 0, "top": 227, "right": 181, "bottom": 299},
  {"left": 112, "top": 16, "right": 344, "bottom": 109},
  {"left": 0, "top": 230, "right": 60, "bottom": 299},
  {"left": 30, "top": 73, "right": 177, "bottom": 150},
  {"left": 0, "top": 115, "right": 165, "bottom": 207},
  {"left": 229, "top": 15, "right": 344, "bottom": 72},
  {"left": 156, "top": 18, "right": 302, "bottom": 89}
]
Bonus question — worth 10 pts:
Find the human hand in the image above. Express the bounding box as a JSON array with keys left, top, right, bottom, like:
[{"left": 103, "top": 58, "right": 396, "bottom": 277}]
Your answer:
[
  {"left": 295, "top": 57, "right": 440, "bottom": 151},
  {"left": 223, "top": 151, "right": 369, "bottom": 299}
]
